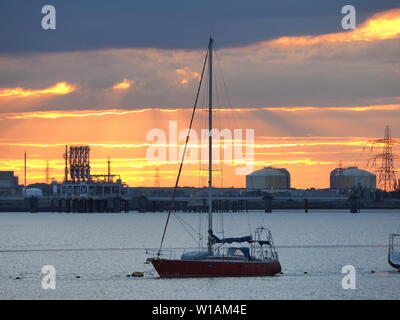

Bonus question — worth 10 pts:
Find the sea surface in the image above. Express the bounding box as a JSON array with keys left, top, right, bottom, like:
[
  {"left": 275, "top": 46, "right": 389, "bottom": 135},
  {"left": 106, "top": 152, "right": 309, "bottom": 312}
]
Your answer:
[{"left": 0, "top": 209, "right": 399, "bottom": 300}]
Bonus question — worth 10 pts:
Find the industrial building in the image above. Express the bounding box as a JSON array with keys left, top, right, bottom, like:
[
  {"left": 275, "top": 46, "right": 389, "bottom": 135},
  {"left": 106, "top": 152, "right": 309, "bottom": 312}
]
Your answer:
[
  {"left": 52, "top": 145, "right": 128, "bottom": 212},
  {"left": 246, "top": 167, "right": 291, "bottom": 190},
  {"left": 0, "top": 171, "right": 21, "bottom": 196},
  {"left": 330, "top": 167, "right": 376, "bottom": 190}
]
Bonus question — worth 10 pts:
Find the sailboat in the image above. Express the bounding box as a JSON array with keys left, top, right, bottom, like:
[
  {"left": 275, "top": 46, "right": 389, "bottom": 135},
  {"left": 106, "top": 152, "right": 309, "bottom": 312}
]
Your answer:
[
  {"left": 149, "top": 38, "right": 281, "bottom": 278},
  {"left": 388, "top": 233, "right": 400, "bottom": 270}
]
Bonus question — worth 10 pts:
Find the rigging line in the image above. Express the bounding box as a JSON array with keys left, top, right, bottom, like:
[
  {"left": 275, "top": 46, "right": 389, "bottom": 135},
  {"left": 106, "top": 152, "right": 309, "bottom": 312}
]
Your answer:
[
  {"left": 202, "top": 66, "right": 210, "bottom": 187},
  {"left": 215, "top": 47, "right": 241, "bottom": 187},
  {"left": 215, "top": 48, "right": 238, "bottom": 128},
  {"left": 198, "top": 209, "right": 202, "bottom": 248},
  {"left": 356, "top": 137, "right": 374, "bottom": 168},
  {"left": 214, "top": 58, "right": 224, "bottom": 189},
  {"left": 172, "top": 210, "right": 202, "bottom": 237},
  {"left": 210, "top": 49, "right": 225, "bottom": 236},
  {"left": 198, "top": 75, "right": 208, "bottom": 241},
  {"left": 198, "top": 81, "right": 207, "bottom": 242},
  {"left": 2, "top": 243, "right": 398, "bottom": 254},
  {"left": 214, "top": 53, "right": 227, "bottom": 229},
  {"left": 199, "top": 66, "right": 209, "bottom": 188},
  {"left": 157, "top": 49, "right": 209, "bottom": 257},
  {"left": 217, "top": 63, "right": 226, "bottom": 190},
  {"left": 172, "top": 212, "right": 202, "bottom": 244},
  {"left": 213, "top": 59, "right": 219, "bottom": 188},
  {"left": 197, "top": 63, "right": 205, "bottom": 187},
  {"left": 214, "top": 48, "right": 241, "bottom": 235}
]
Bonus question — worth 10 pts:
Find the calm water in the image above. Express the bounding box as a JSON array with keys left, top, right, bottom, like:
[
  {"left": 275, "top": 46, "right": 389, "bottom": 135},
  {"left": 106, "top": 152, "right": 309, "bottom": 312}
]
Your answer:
[{"left": 0, "top": 210, "right": 399, "bottom": 300}]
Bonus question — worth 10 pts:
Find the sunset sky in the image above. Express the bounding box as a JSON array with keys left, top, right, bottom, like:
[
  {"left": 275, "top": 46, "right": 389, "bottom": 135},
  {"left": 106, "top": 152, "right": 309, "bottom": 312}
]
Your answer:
[{"left": 0, "top": 1, "right": 399, "bottom": 189}]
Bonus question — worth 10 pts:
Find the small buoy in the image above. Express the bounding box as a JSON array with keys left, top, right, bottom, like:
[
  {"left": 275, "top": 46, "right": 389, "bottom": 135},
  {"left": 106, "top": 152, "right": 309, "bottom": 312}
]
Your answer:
[
  {"left": 126, "top": 274, "right": 131, "bottom": 277},
  {"left": 15, "top": 276, "right": 20, "bottom": 280},
  {"left": 76, "top": 275, "right": 81, "bottom": 278},
  {"left": 304, "top": 272, "right": 308, "bottom": 274},
  {"left": 371, "top": 270, "right": 375, "bottom": 273},
  {"left": 131, "top": 272, "right": 144, "bottom": 277}
]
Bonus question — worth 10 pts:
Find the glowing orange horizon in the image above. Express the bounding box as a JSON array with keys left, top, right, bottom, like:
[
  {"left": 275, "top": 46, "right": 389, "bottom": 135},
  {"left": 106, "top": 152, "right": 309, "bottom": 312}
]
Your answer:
[
  {"left": 0, "top": 138, "right": 375, "bottom": 149},
  {"left": 2, "top": 104, "right": 400, "bottom": 120},
  {"left": 0, "top": 133, "right": 393, "bottom": 189},
  {"left": 0, "top": 155, "right": 363, "bottom": 188}
]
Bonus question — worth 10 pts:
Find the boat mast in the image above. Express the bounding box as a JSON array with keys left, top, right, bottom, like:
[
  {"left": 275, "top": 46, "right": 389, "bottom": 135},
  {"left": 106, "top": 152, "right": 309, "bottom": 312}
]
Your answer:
[{"left": 207, "top": 37, "right": 213, "bottom": 255}]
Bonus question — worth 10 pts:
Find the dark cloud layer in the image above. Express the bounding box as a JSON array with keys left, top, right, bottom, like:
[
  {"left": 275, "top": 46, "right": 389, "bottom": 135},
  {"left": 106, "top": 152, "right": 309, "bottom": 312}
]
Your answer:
[
  {"left": 0, "top": 35, "right": 399, "bottom": 113},
  {"left": 0, "top": 0, "right": 398, "bottom": 53}
]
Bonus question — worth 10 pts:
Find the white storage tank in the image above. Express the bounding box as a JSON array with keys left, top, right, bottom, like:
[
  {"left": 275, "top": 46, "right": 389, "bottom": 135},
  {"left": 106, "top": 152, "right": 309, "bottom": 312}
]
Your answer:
[
  {"left": 246, "top": 167, "right": 290, "bottom": 190},
  {"left": 330, "top": 167, "right": 376, "bottom": 190}
]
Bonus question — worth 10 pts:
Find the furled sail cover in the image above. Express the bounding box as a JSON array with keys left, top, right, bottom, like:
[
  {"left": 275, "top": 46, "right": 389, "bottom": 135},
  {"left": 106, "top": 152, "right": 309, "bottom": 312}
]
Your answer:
[
  {"left": 211, "top": 234, "right": 252, "bottom": 244},
  {"left": 227, "top": 247, "right": 251, "bottom": 258},
  {"left": 181, "top": 251, "right": 209, "bottom": 260}
]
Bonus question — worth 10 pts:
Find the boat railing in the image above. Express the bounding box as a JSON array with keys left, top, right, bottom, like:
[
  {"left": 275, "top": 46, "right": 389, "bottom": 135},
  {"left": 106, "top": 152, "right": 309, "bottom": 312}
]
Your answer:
[
  {"left": 209, "top": 226, "right": 280, "bottom": 262},
  {"left": 251, "top": 226, "right": 279, "bottom": 261},
  {"left": 388, "top": 234, "right": 400, "bottom": 269},
  {"left": 146, "top": 248, "right": 180, "bottom": 260},
  {"left": 251, "top": 243, "right": 278, "bottom": 261},
  {"left": 389, "top": 234, "right": 400, "bottom": 255},
  {"left": 211, "top": 242, "right": 278, "bottom": 262}
]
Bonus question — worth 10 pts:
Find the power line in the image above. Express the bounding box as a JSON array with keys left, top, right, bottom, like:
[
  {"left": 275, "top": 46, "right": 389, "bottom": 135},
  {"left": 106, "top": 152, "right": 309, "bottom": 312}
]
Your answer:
[{"left": 367, "top": 125, "right": 399, "bottom": 191}]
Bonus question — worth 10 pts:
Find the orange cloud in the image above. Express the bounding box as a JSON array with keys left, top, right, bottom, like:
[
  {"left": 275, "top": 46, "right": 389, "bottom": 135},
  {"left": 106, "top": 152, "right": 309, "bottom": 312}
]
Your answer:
[
  {"left": 175, "top": 67, "right": 200, "bottom": 85},
  {"left": 0, "top": 82, "right": 76, "bottom": 98},
  {"left": 112, "top": 79, "right": 132, "bottom": 90},
  {"left": 269, "top": 9, "right": 400, "bottom": 46}
]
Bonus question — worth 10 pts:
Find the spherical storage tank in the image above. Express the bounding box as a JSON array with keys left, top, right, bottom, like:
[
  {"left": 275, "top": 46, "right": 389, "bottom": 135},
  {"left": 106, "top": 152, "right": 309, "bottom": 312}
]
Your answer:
[
  {"left": 246, "top": 167, "right": 290, "bottom": 190},
  {"left": 330, "top": 167, "right": 376, "bottom": 190},
  {"left": 24, "top": 188, "right": 43, "bottom": 198}
]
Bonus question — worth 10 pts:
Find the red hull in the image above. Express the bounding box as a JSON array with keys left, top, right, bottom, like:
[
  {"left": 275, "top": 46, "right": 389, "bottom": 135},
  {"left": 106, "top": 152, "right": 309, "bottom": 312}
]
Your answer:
[{"left": 150, "top": 258, "right": 281, "bottom": 278}]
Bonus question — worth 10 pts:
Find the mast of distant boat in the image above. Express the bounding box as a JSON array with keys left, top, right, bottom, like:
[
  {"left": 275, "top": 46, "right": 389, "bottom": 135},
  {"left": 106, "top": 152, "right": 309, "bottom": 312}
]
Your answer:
[{"left": 207, "top": 37, "right": 213, "bottom": 255}]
